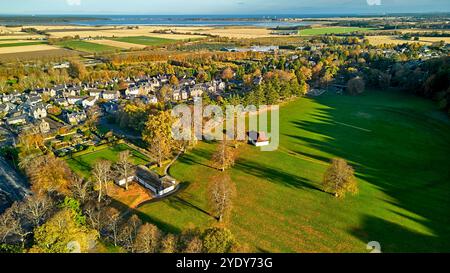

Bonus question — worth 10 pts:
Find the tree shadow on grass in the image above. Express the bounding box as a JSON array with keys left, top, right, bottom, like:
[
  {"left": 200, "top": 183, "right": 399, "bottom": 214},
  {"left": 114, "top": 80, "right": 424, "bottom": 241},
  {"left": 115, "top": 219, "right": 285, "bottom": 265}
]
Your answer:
[
  {"left": 234, "top": 159, "right": 322, "bottom": 192},
  {"left": 177, "top": 148, "right": 216, "bottom": 170},
  {"left": 350, "top": 214, "right": 445, "bottom": 253},
  {"left": 110, "top": 198, "right": 183, "bottom": 234},
  {"left": 291, "top": 94, "right": 450, "bottom": 252}
]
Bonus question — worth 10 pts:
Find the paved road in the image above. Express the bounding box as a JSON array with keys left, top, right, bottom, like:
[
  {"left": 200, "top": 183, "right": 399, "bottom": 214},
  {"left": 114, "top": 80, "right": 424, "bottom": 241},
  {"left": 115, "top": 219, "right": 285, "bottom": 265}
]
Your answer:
[{"left": 0, "top": 157, "right": 30, "bottom": 212}]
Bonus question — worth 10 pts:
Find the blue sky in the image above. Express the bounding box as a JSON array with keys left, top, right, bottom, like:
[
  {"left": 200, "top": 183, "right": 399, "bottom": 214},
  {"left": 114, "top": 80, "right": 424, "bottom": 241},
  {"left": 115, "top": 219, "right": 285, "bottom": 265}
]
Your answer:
[{"left": 0, "top": 0, "right": 449, "bottom": 15}]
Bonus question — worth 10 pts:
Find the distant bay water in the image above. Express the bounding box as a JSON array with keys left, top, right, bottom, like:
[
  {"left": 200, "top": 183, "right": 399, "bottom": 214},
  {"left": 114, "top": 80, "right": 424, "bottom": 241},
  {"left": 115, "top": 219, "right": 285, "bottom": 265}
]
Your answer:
[
  {"left": 72, "top": 15, "right": 317, "bottom": 27},
  {"left": 0, "top": 14, "right": 329, "bottom": 27}
]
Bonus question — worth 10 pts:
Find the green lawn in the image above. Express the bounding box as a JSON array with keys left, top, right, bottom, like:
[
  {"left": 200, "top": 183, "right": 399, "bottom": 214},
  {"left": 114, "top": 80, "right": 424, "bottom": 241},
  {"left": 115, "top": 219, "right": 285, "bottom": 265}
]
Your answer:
[
  {"left": 113, "top": 36, "right": 176, "bottom": 46},
  {"left": 137, "top": 90, "right": 450, "bottom": 253},
  {"left": 56, "top": 40, "right": 119, "bottom": 53},
  {"left": 66, "top": 143, "right": 151, "bottom": 178},
  {"left": 0, "top": 41, "right": 47, "bottom": 47},
  {"left": 299, "top": 27, "right": 375, "bottom": 36}
]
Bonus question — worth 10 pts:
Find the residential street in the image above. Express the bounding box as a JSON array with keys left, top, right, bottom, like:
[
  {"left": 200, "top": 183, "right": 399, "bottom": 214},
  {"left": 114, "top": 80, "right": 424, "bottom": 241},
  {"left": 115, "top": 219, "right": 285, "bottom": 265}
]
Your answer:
[{"left": 0, "top": 157, "right": 30, "bottom": 212}]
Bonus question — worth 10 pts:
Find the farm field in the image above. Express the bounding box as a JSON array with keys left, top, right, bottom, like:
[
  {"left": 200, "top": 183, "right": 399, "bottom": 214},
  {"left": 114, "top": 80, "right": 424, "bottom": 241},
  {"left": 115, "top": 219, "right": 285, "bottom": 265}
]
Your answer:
[
  {"left": 112, "top": 36, "right": 176, "bottom": 46},
  {"left": 137, "top": 90, "right": 450, "bottom": 252},
  {"left": 0, "top": 41, "right": 46, "bottom": 48},
  {"left": 29, "top": 25, "right": 207, "bottom": 39},
  {"left": 366, "top": 35, "right": 450, "bottom": 46},
  {"left": 89, "top": 39, "right": 147, "bottom": 49},
  {"left": 56, "top": 40, "right": 120, "bottom": 53},
  {"left": 0, "top": 44, "right": 60, "bottom": 54},
  {"left": 299, "top": 27, "right": 375, "bottom": 36},
  {"left": 0, "top": 48, "right": 78, "bottom": 61},
  {"left": 66, "top": 143, "right": 152, "bottom": 178}
]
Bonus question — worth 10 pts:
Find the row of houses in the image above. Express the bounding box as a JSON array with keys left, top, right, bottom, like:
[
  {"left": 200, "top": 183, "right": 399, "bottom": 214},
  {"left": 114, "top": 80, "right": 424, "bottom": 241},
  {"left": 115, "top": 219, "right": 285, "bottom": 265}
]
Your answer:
[{"left": 0, "top": 73, "right": 233, "bottom": 137}]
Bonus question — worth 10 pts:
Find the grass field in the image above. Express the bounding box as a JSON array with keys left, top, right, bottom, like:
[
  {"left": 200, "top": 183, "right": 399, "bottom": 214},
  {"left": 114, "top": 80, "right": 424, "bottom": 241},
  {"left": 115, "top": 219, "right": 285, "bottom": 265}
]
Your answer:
[
  {"left": 89, "top": 39, "right": 148, "bottom": 49},
  {"left": 137, "top": 90, "right": 450, "bottom": 253},
  {"left": 56, "top": 40, "right": 120, "bottom": 53},
  {"left": 299, "top": 27, "right": 375, "bottom": 36},
  {"left": 0, "top": 41, "right": 46, "bottom": 48},
  {"left": 66, "top": 143, "right": 152, "bottom": 178},
  {"left": 112, "top": 36, "right": 176, "bottom": 46}
]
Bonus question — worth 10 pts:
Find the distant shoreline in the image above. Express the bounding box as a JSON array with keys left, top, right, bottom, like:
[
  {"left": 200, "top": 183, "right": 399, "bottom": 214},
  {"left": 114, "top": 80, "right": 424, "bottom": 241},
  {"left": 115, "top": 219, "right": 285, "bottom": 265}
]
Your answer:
[{"left": 0, "top": 12, "right": 448, "bottom": 27}]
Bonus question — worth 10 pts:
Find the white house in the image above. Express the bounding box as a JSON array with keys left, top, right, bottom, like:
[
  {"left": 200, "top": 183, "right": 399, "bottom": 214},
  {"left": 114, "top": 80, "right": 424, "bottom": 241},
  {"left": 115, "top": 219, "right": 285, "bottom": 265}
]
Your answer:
[
  {"left": 248, "top": 131, "right": 270, "bottom": 147},
  {"left": 82, "top": 96, "right": 98, "bottom": 108},
  {"left": 55, "top": 98, "right": 69, "bottom": 107},
  {"left": 6, "top": 115, "right": 28, "bottom": 126},
  {"left": 125, "top": 85, "right": 140, "bottom": 96},
  {"left": 102, "top": 90, "right": 120, "bottom": 100},
  {"left": 30, "top": 104, "right": 47, "bottom": 120},
  {"left": 134, "top": 165, "right": 176, "bottom": 196},
  {"left": 189, "top": 85, "right": 204, "bottom": 98},
  {"left": 89, "top": 89, "right": 103, "bottom": 98},
  {"left": 66, "top": 111, "right": 87, "bottom": 125},
  {"left": 67, "top": 96, "right": 84, "bottom": 105}
]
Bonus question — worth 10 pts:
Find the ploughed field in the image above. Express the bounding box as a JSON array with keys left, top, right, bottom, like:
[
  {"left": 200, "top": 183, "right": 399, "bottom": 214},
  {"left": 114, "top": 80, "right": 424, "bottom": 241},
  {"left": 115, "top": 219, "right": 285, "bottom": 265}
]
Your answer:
[{"left": 137, "top": 90, "right": 450, "bottom": 253}]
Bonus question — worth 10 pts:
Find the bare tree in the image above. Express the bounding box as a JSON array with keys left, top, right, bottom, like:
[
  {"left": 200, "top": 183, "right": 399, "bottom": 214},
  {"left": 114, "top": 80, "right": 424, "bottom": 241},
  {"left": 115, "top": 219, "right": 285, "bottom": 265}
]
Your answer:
[
  {"left": 119, "top": 215, "right": 142, "bottom": 253},
  {"left": 23, "top": 195, "right": 53, "bottom": 227},
  {"left": 104, "top": 207, "right": 122, "bottom": 247},
  {"left": 69, "top": 176, "right": 93, "bottom": 205},
  {"left": 0, "top": 208, "right": 17, "bottom": 243},
  {"left": 6, "top": 202, "right": 33, "bottom": 248},
  {"left": 160, "top": 233, "right": 177, "bottom": 253},
  {"left": 134, "top": 223, "right": 162, "bottom": 253},
  {"left": 84, "top": 202, "right": 108, "bottom": 233},
  {"left": 116, "top": 150, "right": 134, "bottom": 190},
  {"left": 92, "top": 160, "right": 112, "bottom": 203},
  {"left": 211, "top": 140, "right": 237, "bottom": 172},
  {"left": 208, "top": 173, "right": 236, "bottom": 222},
  {"left": 184, "top": 237, "right": 203, "bottom": 253}
]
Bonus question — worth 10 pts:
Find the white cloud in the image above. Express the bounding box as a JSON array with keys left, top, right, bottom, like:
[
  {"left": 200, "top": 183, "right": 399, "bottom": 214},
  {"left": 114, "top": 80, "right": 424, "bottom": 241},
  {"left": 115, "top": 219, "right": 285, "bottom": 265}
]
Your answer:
[
  {"left": 66, "top": 0, "right": 81, "bottom": 6},
  {"left": 367, "top": 0, "right": 382, "bottom": 5}
]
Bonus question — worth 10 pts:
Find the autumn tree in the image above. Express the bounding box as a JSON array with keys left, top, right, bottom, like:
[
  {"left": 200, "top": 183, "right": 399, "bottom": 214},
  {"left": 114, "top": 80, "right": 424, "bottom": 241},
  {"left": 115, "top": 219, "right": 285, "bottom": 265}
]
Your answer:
[
  {"left": 134, "top": 223, "right": 162, "bottom": 253},
  {"left": 202, "top": 227, "right": 235, "bottom": 253},
  {"left": 17, "top": 128, "right": 44, "bottom": 165},
  {"left": 160, "top": 233, "right": 177, "bottom": 253},
  {"left": 210, "top": 140, "right": 237, "bottom": 172},
  {"left": 179, "top": 229, "right": 203, "bottom": 253},
  {"left": 322, "top": 158, "right": 358, "bottom": 198},
  {"left": 115, "top": 150, "right": 134, "bottom": 190},
  {"left": 47, "top": 106, "right": 62, "bottom": 116},
  {"left": 142, "top": 111, "right": 175, "bottom": 167},
  {"left": 25, "top": 154, "right": 73, "bottom": 196},
  {"left": 169, "top": 75, "right": 179, "bottom": 86},
  {"left": 68, "top": 60, "right": 87, "bottom": 80},
  {"left": 157, "top": 85, "right": 172, "bottom": 103},
  {"left": 85, "top": 104, "right": 101, "bottom": 131},
  {"left": 92, "top": 160, "right": 112, "bottom": 202},
  {"left": 221, "top": 67, "right": 234, "bottom": 82},
  {"left": 31, "top": 209, "right": 98, "bottom": 253},
  {"left": 208, "top": 173, "right": 236, "bottom": 222}
]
